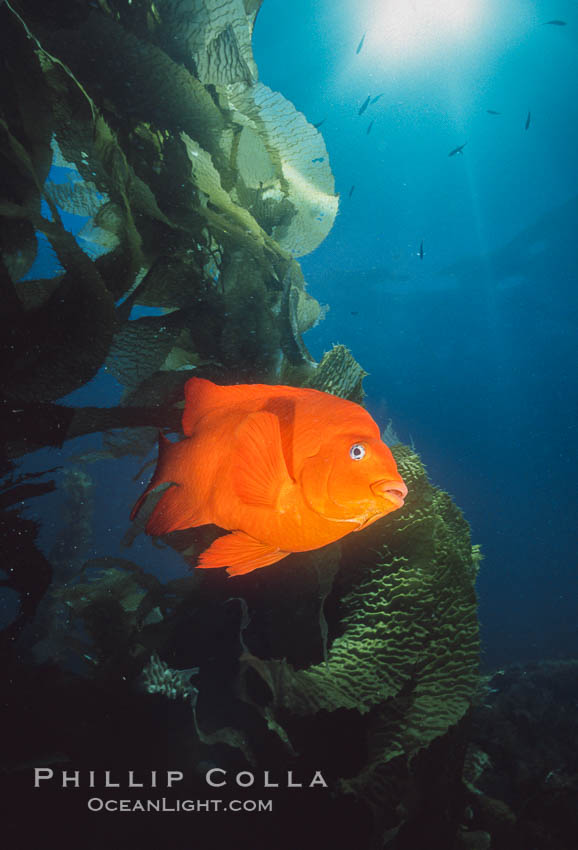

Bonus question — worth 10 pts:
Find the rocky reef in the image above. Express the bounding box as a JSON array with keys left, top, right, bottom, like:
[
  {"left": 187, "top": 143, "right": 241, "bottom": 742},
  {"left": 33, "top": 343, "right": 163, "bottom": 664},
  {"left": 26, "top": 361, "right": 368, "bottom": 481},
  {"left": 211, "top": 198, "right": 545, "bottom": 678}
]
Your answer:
[{"left": 1, "top": 2, "right": 483, "bottom": 848}]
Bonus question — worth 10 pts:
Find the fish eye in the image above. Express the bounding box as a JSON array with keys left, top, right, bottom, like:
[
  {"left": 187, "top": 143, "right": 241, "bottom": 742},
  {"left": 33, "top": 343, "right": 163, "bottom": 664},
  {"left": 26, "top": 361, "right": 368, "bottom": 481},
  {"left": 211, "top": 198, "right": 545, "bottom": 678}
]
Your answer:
[{"left": 349, "top": 443, "right": 366, "bottom": 461}]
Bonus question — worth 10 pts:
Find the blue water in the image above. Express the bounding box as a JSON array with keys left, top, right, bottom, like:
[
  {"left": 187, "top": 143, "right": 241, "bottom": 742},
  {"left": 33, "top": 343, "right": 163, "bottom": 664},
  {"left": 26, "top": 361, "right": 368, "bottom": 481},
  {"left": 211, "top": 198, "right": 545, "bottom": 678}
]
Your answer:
[{"left": 254, "top": 0, "right": 578, "bottom": 668}]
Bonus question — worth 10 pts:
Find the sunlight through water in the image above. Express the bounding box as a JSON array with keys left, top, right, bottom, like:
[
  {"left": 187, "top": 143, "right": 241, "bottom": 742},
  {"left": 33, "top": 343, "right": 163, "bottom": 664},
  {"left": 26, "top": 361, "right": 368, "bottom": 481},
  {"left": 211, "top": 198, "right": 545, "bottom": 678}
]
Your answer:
[{"left": 357, "top": 0, "right": 488, "bottom": 67}]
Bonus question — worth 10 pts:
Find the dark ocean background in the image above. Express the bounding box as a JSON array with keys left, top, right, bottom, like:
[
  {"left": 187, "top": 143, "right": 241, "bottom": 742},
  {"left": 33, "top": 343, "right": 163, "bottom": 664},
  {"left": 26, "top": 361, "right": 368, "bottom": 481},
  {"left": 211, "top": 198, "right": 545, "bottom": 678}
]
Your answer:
[{"left": 253, "top": 0, "right": 578, "bottom": 670}]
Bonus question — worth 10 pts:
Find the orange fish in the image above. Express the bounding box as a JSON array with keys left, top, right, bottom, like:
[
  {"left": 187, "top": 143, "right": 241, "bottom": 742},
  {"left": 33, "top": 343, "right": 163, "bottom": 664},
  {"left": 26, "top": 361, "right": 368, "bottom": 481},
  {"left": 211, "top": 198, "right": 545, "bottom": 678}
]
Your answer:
[{"left": 131, "top": 378, "right": 408, "bottom": 577}]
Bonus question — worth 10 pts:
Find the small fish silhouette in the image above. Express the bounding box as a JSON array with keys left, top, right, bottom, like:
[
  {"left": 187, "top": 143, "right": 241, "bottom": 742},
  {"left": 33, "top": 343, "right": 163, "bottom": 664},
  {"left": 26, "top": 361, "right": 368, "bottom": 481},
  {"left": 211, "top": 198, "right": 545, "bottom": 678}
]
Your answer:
[
  {"left": 313, "top": 118, "right": 326, "bottom": 129},
  {"left": 366, "top": 120, "right": 374, "bottom": 135},
  {"left": 448, "top": 142, "right": 467, "bottom": 157},
  {"left": 525, "top": 111, "right": 531, "bottom": 130},
  {"left": 348, "top": 184, "right": 355, "bottom": 199},
  {"left": 486, "top": 109, "right": 501, "bottom": 115},
  {"left": 356, "top": 32, "right": 366, "bottom": 54},
  {"left": 418, "top": 240, "right": 424, "bottom": 260},
  {"left": 358, "top": 96, "right": 371, "bottom": 116},
  {"left": 543, "top": 20, "right": 566, "bottom": 26},
  {"left": 371, "top": 94, "right": 384, "bottom": 105}
]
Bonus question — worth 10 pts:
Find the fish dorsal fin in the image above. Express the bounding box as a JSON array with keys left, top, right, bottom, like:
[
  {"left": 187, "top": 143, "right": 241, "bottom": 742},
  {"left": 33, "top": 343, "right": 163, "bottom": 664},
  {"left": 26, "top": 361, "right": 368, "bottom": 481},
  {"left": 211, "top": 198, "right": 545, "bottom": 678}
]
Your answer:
[
  {"left": 183, "top": 378, "right": 227, "bottom": 436},
  {"left": 232, "top": 410, "right": 293, "bottom": 508},
  {"left": 182, "top": 378, "right": 274, "bottom": 436},
  {"left": 196, "top": 532, "right": 289, "bottom": 576}
]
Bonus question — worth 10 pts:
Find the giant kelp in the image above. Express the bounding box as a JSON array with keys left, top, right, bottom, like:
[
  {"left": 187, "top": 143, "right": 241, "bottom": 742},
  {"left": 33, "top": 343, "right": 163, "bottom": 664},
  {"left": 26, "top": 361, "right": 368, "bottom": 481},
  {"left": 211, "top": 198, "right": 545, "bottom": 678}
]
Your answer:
[
  {"left": 1, "top": 2, "right": 480, "bottom": 847},
  {"left": 1, "top": 0, "right": 336, "bottom": 420}
]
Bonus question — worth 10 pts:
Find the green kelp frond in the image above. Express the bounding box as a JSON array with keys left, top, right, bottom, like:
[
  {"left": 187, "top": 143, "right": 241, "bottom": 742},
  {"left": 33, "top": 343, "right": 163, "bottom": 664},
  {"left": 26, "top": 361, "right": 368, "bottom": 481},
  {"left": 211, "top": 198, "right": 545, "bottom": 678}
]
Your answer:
[{"left": 239, "top": 447, "right": 479, "bottom": 805}]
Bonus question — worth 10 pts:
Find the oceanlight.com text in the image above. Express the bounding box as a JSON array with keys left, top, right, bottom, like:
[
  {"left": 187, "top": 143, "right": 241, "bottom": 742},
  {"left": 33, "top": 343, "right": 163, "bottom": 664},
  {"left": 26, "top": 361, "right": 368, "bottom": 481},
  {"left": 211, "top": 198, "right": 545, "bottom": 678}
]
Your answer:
[{"left": 87, "top": 797, "right": 273, "bottom": 813}]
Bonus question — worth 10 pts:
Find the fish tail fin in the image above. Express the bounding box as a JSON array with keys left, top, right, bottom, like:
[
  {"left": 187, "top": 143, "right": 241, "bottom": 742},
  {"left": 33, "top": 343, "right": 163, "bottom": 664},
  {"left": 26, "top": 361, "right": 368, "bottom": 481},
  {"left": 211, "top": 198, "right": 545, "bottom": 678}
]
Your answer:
[
  {"left": 130, "top": 488, "right": 151, "bottom": 522},
  {"left": 144, "top": 484, "right": 201, "bottom": 536},
  {"left": 130, "top": 431, "right": 173, "bottom": 521},
  {"left": 131, "top": 432, "right": 207, "bottom": 534}
]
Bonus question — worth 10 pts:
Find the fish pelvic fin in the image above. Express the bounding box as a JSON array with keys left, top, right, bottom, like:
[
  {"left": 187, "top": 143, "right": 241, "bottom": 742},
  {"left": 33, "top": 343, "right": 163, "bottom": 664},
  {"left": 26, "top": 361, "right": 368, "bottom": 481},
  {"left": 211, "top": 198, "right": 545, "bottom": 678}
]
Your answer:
[{"left": 196, "top": 532, "right": 289, "bottom": 576}]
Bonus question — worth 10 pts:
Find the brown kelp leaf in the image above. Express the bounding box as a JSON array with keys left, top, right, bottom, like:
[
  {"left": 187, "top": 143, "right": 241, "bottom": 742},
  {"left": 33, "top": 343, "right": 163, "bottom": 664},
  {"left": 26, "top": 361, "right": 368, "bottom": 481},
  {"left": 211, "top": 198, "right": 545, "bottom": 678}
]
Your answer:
[
  {"left": 0, "top": 219, "right": 38, "bottom": 283},
  {"left": 181, "top": 132, "right": 266, "bottom": 248},
  {"left": 305, "top": 344, "right": 368, "bottom": 402},
  {"left": 0, "top": 55, "right": 44, "bottom": 281},
  {"left": 224, "top": 82, "right": 339, "bottom": 257},
  {"left": 15, "top": 276, "right": 63, "bottom": 310},
  {"left": 279, "top": 259, "right": 319, "bottom": 366},
  {"left": 76, "top": 218, "right": 121, "bottom": 260},
  {"left": 134, "top": 252, "right": 205, "bottom": 309},
  {"left": 0, "top": 195, "right": 117, "bottom": 403},
  {"left": 43, "top": 12, "right": 225, "bottom": 158},
  {"left": 43, "top": 66, "right": 149, "bottom": 299},
  {"left": 0, "top": 11, "right": 51, "bottom": 279},
  {"left": 120, "top": 370, "right": 192, "bottom": 410},
  {"left": 151, "top": 0, "right": 261, "bottom": 85},
  {"left": 218, "top": 259, "right": 281, "bottom": 375},
  {"left": 0, "top": 6, "right": 53, "bottom": 191},
  {"left": 0, "top": 99, "right": 116, "bottom": 399},
  {"left": 44, "top": 179, "right": 104, "bottom": 218},
  {"left": 106, "top": 313, "right": 185, "bottom": 393},
  {"left": 230, "top": 124, "right": 296, "bottom": 237}
]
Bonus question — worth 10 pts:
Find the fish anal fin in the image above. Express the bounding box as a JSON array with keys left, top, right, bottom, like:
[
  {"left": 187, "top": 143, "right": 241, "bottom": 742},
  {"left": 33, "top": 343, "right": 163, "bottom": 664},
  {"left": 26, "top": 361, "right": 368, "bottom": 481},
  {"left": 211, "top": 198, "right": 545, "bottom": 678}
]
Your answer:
[
  {"left": 232, "top": 411, "right": 293, "bottom": 509},
  {"left": 197, "top": 532, "right": 289, "bottom": 576}
]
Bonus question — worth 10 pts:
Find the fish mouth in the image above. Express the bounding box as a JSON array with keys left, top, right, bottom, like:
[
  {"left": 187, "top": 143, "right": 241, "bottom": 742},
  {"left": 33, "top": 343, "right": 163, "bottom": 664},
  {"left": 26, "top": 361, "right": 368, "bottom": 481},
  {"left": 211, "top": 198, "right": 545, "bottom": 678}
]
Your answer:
[{"left": 371, "top": 479, "right": 408, "bottom": 508}]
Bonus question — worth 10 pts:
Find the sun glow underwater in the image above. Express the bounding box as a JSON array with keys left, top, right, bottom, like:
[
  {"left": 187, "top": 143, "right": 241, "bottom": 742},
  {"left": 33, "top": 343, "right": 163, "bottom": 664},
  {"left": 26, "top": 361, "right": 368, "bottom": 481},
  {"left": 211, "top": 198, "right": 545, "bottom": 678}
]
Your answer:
[{"left": 354, "top": 0, "right": 489, "bottom": 67}]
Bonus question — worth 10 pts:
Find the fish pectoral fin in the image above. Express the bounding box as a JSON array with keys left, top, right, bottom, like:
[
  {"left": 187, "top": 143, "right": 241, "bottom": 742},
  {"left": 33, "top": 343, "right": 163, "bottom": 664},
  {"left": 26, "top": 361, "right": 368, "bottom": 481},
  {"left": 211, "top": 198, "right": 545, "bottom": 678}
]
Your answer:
[
  {"left": 196, "top": 532, "right": 289, "bottom": 576},
  {"left": 232, "top": 411, "right": 293, "bottom": 509}
]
